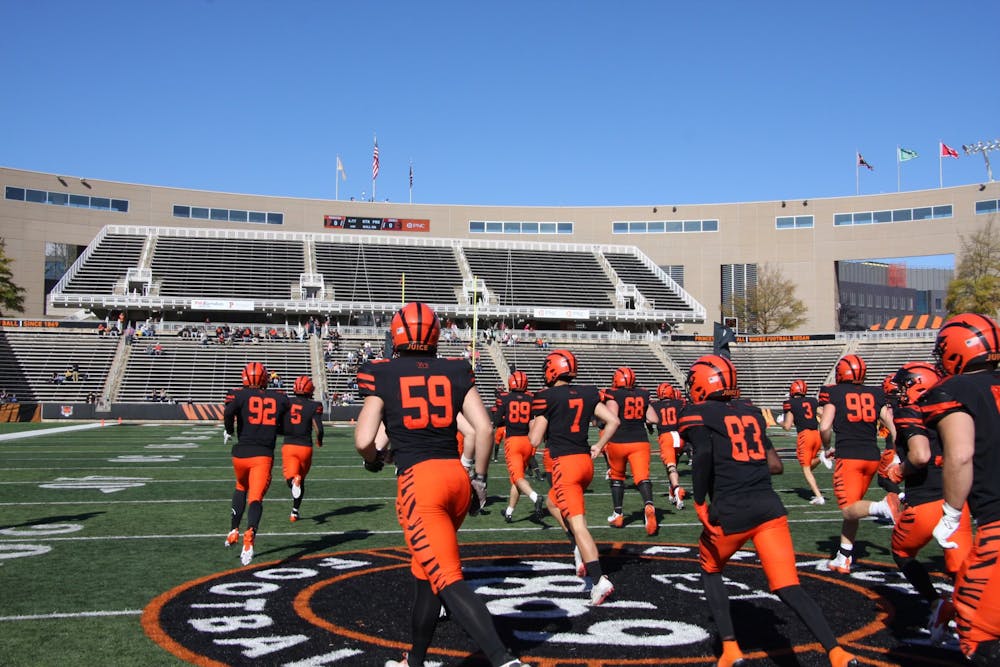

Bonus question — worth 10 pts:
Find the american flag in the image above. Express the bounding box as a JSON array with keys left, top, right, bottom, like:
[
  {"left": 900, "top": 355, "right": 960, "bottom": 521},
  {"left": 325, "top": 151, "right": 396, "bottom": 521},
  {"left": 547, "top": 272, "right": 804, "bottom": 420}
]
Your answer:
[
  {"left": 409, "top": 162, "right": 413, "bottom": 189},
  {"left": 857, "top": 153, "right": 873, "bottom": 171},
  {"left": 372, "top": 137, "right": 380, "bottom": 180}
]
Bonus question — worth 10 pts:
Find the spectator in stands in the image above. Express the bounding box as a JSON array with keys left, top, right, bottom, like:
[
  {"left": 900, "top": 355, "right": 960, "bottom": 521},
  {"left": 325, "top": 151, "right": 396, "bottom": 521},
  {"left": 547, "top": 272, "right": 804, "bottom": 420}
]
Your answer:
[
  {"left": 124, "top": 325, "right": 135, "bottom": 345},
  {"left": 331, "top": 361, "right": 343, "bottom": 374},
  {"left": 200, "top": 330, "right": 210, "bottom": 346},
  {"left": 86, "top": 391, "right": 97, "bottom": 404},
  {"left": 51, "top": 371, "right": 64, "bottom": 385},
  {"left": 331, "top": 329, "right": 342, "bottom": 350},
  {"left": 97, "top": 322, "right": 107, "bottom": 336}
]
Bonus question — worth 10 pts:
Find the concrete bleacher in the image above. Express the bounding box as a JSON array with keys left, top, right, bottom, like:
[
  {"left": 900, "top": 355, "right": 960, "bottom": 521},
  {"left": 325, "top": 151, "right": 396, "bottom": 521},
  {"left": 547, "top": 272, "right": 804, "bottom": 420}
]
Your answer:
[
  {"left": 117, "top": 335, "right": 311, "bottom": 403},
  {"left": 603, "top": 251, "right": 692, "bottom": 312},
  {"left": 0, "top": 331, "right": 119, "bottom": 402},
  {"left": 463, "top": 247, "right": 616, "bottom": 309},
  {"left": 314, "top": 242, "right": 464, "bottom": 304},
  {"left": 852, "top": 338, "right": 936, "bottom": 386},
  {"left": 60, "top": 233, "right": 146, "bottom": 295},
  {"left": 151, "top": 237, "right": 305, "bottom": 300},
  {"left": 729, "top": 340, "right": 848, "bottom": 409}
]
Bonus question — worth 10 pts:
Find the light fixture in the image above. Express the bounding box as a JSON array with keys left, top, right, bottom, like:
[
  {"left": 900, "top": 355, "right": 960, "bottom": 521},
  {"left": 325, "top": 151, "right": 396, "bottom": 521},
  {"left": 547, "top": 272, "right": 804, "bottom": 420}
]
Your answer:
[
  {"left": 80, "top": 178, "right": 91, "bottom": 189},
  {"left": 57, "top": 176, "right": 68, "bottom": 186},
  {"left": 963, "top": 139, "right": 1000, "bottom": 182},
  {"left": 781, "top": 201, "right": 786, "bottom": 208},
  {"left": 652, "top": 207, "right": 657, "bottom": 213},
  {"left": 672, "top": 206, "right": 677, "bottom": 213},
  {"left": 980, "top": 184, "right": 988, "bottom": 191},
  {"left": 803, "top": 200, "right": 808, "bottom": 206}
]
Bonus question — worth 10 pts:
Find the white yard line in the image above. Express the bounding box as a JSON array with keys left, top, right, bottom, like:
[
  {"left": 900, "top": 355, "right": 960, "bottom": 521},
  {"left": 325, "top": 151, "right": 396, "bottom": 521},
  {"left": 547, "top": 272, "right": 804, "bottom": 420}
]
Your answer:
[{"left": 0, "top": 422, "right": 116, "bottom": 441}]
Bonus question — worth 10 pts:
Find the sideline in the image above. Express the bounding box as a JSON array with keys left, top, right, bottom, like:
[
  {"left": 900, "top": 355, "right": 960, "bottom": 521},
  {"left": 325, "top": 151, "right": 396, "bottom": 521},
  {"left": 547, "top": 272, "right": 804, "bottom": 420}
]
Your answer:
[{"left": 0, "top": 421, "right": 117, "bottom": 442}]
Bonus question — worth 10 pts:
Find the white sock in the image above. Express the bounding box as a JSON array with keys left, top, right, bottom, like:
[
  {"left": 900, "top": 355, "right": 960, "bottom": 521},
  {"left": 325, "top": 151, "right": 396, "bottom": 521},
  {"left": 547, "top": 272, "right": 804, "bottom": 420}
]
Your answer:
[
  {"left": 869, "top": 499, "right": 888, "bottom": 517},
  {"left": 529, "top": 491, "right": 538, "bottom": 502},
  {"left": 505, "top": 506, "right": 514, "bottom": 516}
]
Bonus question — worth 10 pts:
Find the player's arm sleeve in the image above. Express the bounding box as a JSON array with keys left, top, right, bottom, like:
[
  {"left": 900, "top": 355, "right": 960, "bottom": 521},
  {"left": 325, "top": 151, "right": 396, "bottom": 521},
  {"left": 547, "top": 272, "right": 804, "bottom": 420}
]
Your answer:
[
  {"left": 223, "top": 399, "right": 237, "bottom": 435},
  {"left": 689, "top": 428, "right": 712, "bottom": 504},
  {"left": 313, "top": 405, "right": 324, "bottom": 445}
]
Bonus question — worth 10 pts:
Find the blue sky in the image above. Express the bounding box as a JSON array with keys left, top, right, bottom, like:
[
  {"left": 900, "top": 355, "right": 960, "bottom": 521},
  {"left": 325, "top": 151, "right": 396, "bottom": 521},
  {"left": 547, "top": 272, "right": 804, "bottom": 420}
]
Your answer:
[{"left": 2, "top": 1, "right": 997, "bottom": 211}]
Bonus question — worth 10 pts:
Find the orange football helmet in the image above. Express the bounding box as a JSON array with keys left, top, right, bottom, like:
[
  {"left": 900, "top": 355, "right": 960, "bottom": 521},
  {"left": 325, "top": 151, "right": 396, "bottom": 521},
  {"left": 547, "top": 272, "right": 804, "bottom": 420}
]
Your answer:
[
  {"left": 293, "top": 375, "right": 315, "bottom": 397},
  {"left": 508, "top": 370, "right": 528, "bottom": 392},
  {"left": 656, "top": 382, "right": 678, "bottom": 400},
  {"left": 835, "top": 354, "right": 867, "bottom": 384},
  {"left": 685, "top": 354, "right": 738, "bottom": 403},
  {"left": 542, "top": 349, "right": 577, "bottom": 386},
  {"left": 934, "top": 312, "right": 1000, "bottom": 376},
  {"left": 391, "top": 302, "right": 440, "bottom": 354},
  {"left": 242, "top": 361, "right": 267, "bottom": 389},
  {"left": 892, "top": 362, "right": 940, "bottom": 406},
  {"left": 881, "top": 374, "right": 900, "bottom": 397},
  {"left": 789, "top": 379, "right": 808, "bottom": 397},
  {"left": 612, "top": 366, "right": 636, "bottom": 389}
]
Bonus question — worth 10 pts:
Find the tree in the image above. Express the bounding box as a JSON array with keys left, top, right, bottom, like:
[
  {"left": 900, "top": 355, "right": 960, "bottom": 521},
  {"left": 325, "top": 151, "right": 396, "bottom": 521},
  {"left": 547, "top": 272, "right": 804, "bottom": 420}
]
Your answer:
[
  {"left": 946, "top": 218, "right": 1000, "bottom": 317},
  {"left": 728, "top": 263, "right": 808, "bottom": 334},
  {"left": 0, "top": 238, "right": 26, "bottom": 316}
]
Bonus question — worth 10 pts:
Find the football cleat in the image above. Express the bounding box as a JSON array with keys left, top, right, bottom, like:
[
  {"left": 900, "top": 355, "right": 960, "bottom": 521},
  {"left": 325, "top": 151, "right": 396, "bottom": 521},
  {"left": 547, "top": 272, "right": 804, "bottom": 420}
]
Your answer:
[
  {"left": 827, "top": 553, "right": 852, "bottom": 574},
  {"left": 809, "top": 496, "right": 826, "bottom": 505},
  {"left": 644, "top": 504, "right": 658, "bottom": 535},
  {"left": 384, "top": 654, "right": 409, "bottom": 667},
  {"left": 885, "top": 492, "right": 901, "bottom": 524},
  {"left": 927, "top": 594, "right": 956, "bottom": 644},
  {"left": 291, "top": 475, "right": 302, "bottom": 499},
  {"left": 224, "top": 528, "right": 239, "bottom": 547},
  {"left": 289, "top": 508, "right": 299, "bottom": 523},
  {"left": 503, "top": 509, "right": 514, "bottom": 524},
  {"left": 828, "top": 646, "right": 859, "bottom": 667},
  {"left": 573, "top": 546, "right": 586, "bottom": 577},
  {"left": 673, "top": 487, "right": 686, "bottom": 510},
  {"left": 590, "top": 575, "right": 615, "bottom": 606},
  {"left": 533, "top": 494, "right": 547, "bottom": 518},
  {"left": 718, "top": 639, "right": 746, "bottom": 667},
  {"left": 608, "top": 512, "right": 624, "bottom": 528},
  {"left": 240, "top": 528, "right": 255, "bottom": 566}
]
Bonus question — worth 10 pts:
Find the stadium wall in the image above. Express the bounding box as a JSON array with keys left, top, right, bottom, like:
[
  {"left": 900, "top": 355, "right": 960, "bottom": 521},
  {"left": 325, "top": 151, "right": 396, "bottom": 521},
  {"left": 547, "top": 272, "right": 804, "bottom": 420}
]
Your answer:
[{"left": 3, "top": 166, "right": 997, "bottom": 335}]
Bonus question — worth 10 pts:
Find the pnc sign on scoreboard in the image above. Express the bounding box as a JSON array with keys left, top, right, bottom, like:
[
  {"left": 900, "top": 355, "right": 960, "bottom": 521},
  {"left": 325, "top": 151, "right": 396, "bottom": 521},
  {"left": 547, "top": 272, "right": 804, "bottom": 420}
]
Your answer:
[{"left": 323, "top": 215, "right": 430, "bottom": 233}]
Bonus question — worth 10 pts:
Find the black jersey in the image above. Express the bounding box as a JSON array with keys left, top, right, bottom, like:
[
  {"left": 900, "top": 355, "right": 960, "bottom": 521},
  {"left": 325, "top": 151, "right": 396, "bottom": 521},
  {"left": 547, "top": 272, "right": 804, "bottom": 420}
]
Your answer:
[
  {"left": 604, "top": 386, "right": 651, "bottom": 443},
  {"left": 531, "top": 384, "right": 605, "bottom": 458},
  {"left": 650, "top": 397, "right": 686, "bottom": 434},
  {"left": 679, "top": 399, "right": 785, "bottom": 534},
  {"left": 282, "top": 395, "right": 324, "bottom": 447},
  {"left": 892, "top": 404, "right": 943, "bottom": 507},
  {"left": 357, "top": 356, "right": 474, "bottom": 474},
  {"left": 817, "top": 383, "right": 885, "bottom": 460},
  {"left": 921, "top": 371, "right": 1000, "bottom": 526},
  {"left": 782, "top": 395, "right": 819, "bottom": 431},
  {"left": 223, "top": 387, "right": 291, "bottom": 458},
  {"left": 494, "top": 389, "right": 533, "bottom": 437}
]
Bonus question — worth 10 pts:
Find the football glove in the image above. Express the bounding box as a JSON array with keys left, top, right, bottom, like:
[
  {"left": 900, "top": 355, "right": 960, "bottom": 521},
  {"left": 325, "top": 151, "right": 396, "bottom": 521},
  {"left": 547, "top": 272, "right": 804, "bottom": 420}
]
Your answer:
[
  {"left": 468, "top": 473, "right": 488, "bottom": 516},
  {"left": 223, "top": 431, "right": 231, "bottom": 445},
  {"left": 363, "top": 458, "right": 384, "bottom": 473},
  {"left": 883, "top": 463, "right": 905, "bottom": 484},
  {"left": 877, "top": 448, "right": 899, "bottom": 477},
  {"left": 933, "top": 502, "right": 962, "bottom": 549}
]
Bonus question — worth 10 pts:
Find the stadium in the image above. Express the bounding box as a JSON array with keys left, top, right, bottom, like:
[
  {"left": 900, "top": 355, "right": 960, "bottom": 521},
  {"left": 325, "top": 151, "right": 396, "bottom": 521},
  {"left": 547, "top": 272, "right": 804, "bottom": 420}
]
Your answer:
[{"left": 1, "top": 165, "right": 995, "bottom": 666}]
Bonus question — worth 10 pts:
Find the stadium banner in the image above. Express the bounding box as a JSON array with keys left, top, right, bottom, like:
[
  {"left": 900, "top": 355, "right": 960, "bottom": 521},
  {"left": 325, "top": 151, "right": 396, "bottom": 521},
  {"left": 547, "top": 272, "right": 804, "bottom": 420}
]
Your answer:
[
  {"left": 323, "top": 215, "right": 430, "bottom": 233},
  {"left": 533, "top": 307, "right": 591, "bottom": 320},
  {"left": 0, "top": 402, "right": 39, "bottom": 422},
  {"left": 1, "top": 319, "right": 99, "bottom": 329},
  {"left": 40, "top": 402, "right": 364, "bottom": 422},
  {"left": 189, "top": 299, "right": 255, "bottom": 312},
  {"left": 679, "top": 333, "right": 837, "bottom": 343}
]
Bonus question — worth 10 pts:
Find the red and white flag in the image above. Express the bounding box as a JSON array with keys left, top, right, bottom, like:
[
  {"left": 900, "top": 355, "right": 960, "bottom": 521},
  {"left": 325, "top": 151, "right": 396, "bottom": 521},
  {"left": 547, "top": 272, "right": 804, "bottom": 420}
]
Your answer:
[
  {"left": 372, "top": 137, "right": 380, "bottom": 180},
  {"left": 857, "top": 153, "right": 874, "bottom": 171},
  {"left": 940, "top": 142, "right": 959, "bottom": 159}
]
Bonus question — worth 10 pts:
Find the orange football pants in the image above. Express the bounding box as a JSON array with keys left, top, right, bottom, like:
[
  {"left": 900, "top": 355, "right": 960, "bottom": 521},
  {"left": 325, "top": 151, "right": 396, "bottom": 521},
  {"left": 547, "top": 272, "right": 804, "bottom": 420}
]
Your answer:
[
  {"left": 832, "top": 458, "right": 879, "bottom": 508},
  {"left": 699, "top": 515, "right": 800, "bottom": 591},
  {"left": 395, "top": 458, "right": 470, "bottom": 594},
  {"left": 955, "top": 520, "right": 1000, "bottom": 658},
  {"left": 281, "top": 443, "right": 314, "bottom": 481},
  {"left": 231, "top": 455, "right": 273, "bottom": 504},
  {"left": 796, "top": 429, "right": 822, "bottom": 467},
  {"left": 657, "top": 432, "right": 681, "bottom": 466},
  {"left": 548, "top": 453, "right": 594, "bottom": 519},
  {"left": 892, "top": 499, "right": 972, "bottom": 574},
  {"left": 606, "top": 441, "right": 651, "bottom": 483},
  {"left": 504, "top": 435, "right": 533, "bottom": 484}
]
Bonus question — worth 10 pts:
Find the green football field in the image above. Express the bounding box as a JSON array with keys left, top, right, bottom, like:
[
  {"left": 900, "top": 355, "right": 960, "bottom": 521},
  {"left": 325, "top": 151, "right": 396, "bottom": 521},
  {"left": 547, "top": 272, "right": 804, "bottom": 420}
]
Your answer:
[{"left": 0, "top": 422, "right": 952, "bottom": 666}]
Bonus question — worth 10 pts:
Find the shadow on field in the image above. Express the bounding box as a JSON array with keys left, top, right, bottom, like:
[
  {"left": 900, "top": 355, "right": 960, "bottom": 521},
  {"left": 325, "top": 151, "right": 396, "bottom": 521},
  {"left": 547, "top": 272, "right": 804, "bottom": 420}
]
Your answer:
[
  {"left": 309, "top": 503, "right": 383, "bottom": 524},
  {"left": 0, "top": 511, "right": 105, "bottom": 530},
  {"left": 270, "top": 528, "right": 374, "bottom": 563}
]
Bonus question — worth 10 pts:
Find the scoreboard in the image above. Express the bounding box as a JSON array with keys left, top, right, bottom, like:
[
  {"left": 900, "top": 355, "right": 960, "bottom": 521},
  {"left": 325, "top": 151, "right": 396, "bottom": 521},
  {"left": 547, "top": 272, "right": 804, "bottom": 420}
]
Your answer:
[{"left": 323, "top": 216, "right": 430, "bottom": 233}]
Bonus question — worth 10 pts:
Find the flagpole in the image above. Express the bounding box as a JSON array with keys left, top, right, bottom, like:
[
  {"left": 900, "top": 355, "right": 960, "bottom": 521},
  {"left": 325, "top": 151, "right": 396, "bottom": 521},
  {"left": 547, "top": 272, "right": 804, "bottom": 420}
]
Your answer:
[
  {"left": 939, "top": 141, "right": 944, "bottom": 188},
  {"left": 471, "top": 275, "right": 478, "bottom": 370},
  {"left": 856, "top": 150, "right": 860, "bottom": 196},
  {"left": 897, "top": 145, "right": 901, "bottom": 192},
  {"left": 409, "top": 160, "right": 413, "bottom": 205},
  {"left": 335, "top": 154, "right": 340, "bottom": 201}
]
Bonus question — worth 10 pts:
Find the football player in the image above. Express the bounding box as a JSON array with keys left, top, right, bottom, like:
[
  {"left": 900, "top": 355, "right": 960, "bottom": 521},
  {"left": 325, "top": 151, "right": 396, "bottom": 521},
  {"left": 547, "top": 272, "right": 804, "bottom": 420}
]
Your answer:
[
  {"left": 603, "top": 366, "right": 658, "bottom": 534},
  {"left": 922, "top": 313, "right": 1000, "bottom": 665},
  {"left": 679, "top": 354, "right": 859, "bottom": 667},
  {"left": 281, "top": 375, "right": 324, "bottom": 522},
  {"left": 223, "top": 361, "right": 291, "bottom": 566},
  {"left": 781, "top": 379, "right": 825, "bottom": 504},
  {"left": 494, "top": 370, "right": 546, "bottom": 523},
  {"left": 530, "top": 349, "right": 620, "bottom": 605},
  {"left": 353, "top": 302, "right": 528, "bottom": 667},
  {"left": 818, "top": 354, "right": 899, "bottom": 574},
  {"left": 883, "top": 361, "right": 972, "bottom": 643},
  {"left": 648, "top": 382, "right": 687, "bottom": 509}
]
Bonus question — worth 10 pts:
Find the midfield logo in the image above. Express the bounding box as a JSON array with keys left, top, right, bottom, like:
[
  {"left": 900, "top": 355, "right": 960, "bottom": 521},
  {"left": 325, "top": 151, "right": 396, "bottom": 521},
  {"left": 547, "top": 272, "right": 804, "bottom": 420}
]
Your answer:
[{"left": 142, "top": 541, "right": 954, "bottom": 666}]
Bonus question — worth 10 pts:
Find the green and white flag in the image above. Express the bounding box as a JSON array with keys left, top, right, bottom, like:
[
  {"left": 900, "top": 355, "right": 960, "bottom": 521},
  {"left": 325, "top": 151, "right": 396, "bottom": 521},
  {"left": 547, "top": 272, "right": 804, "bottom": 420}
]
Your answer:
[{"left": 898, "top": 147, "right": 919, "bottom": 162}]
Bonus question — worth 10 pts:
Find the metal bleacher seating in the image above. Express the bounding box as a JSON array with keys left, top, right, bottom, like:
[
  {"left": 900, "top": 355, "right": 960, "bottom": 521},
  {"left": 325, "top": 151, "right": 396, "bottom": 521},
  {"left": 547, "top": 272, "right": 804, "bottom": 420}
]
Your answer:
[
  {"left": 60, "top": 233, "right": 146, "bottom": 295},
  {"left": 0, "top": 331, "right": 118, "bottom": 402},
  {"left": 314, "top": 242, "right": 464, "bottom": 304},
  {"left": 151, "top": 237, "right": 305, "bottom": 299},
  {"left": 117, "top": 334, "right": 311, "bottom": 403},
  {"left": 463, "top": 247, "right": 615, "bottom": 309},
  {"left": 603, "top": 251, "right": 692, "bottom": 312},
  {"left": 852, "top": 338, "right": 936, "bottom": 385}
]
